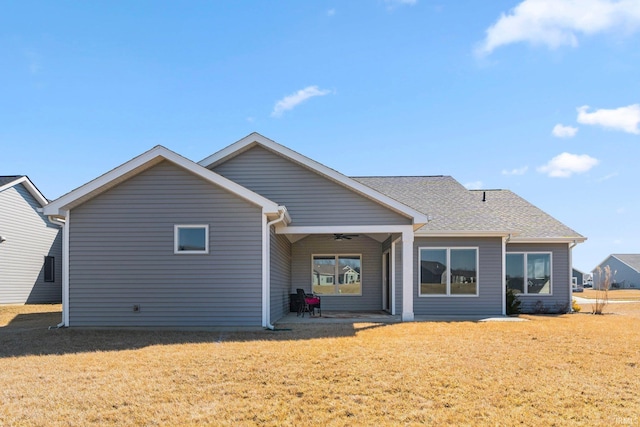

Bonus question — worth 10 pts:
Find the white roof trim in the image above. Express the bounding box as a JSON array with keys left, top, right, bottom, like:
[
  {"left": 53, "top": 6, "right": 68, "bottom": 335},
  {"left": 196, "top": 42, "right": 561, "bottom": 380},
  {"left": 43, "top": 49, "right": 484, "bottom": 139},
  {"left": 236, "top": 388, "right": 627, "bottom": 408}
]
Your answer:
[
  {"left": 415, "top": 230, "right": 513, "bottom": 238},
  {"left": 43, "top": 145, "right": 281, "bottom": 217},
  {"left": 277, "top": 224, "right": 414, "bottom": 235},
  {"left": 198, "top": 132, "right": 430, "bottom": 225},
  {"left": 0, "top": 176, "right": 48, "bottom": 207},
  {"left": 508, "top": 237, "right": 587, "bottom": 244}
]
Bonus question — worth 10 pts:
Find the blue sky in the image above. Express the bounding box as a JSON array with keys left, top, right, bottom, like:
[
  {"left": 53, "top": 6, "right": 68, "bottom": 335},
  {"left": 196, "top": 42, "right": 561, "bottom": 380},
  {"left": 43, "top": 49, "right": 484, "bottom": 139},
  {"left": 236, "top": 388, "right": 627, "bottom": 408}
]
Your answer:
[{"left": 3, "top": 0, "right": 640, "bottom": 272}]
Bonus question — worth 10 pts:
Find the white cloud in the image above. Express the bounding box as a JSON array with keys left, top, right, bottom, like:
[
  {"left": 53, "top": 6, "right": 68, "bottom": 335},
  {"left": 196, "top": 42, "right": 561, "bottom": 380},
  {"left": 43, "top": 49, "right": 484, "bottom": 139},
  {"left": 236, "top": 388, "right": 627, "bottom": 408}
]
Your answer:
[
  {"left": 537, "top": 152, "right": 599, "bottom": 177},
  {"left": 616, "top": 207, "right": 626, "bottom": 214},
  {"left": 476, "top": 0, "right": 640, "bottom": 56},
  {"left": 327, "top": 9, "right": 336, "bottom": 17},
  {"left": 577, "top": 104, "right": 640, "bottom": 134},
  {"left": 271, "top": 86, "right": 332, "bottom": 118},
  {"left": 552, "top": 124, "right": 578, "bottom": 138},
  {"left": 502, "top": 166, "right": 529, "bottom": 176},
  {"left": 464, "top": 181, "right": 483, "bottom": 190}
]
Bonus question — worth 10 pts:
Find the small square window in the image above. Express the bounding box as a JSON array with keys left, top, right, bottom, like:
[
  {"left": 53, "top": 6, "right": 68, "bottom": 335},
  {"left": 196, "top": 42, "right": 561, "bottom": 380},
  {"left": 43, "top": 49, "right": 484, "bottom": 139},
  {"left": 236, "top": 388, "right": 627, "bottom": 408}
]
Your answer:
[
  {"left": 174, "top": 225, "right": 209, "bottom": 254},
  {"left": 44, "top": 256, "right": 55, "bottom": 282}
]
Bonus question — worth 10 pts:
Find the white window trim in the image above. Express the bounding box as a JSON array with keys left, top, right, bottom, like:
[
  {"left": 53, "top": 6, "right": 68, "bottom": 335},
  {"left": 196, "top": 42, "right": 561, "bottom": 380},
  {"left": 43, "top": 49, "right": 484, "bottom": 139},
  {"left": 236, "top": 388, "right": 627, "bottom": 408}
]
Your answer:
[
  {"left": 311, "top": 253, "right": 363, "bottom": 297},
  {"left": 418, "top": 247, "right": 479, "bottom": 297},
  {"left": 174, "top": 224, "right": 209, "bottom": 254},
  {"left": 506, "top": 252, "right": 553, "bottom": 296}
]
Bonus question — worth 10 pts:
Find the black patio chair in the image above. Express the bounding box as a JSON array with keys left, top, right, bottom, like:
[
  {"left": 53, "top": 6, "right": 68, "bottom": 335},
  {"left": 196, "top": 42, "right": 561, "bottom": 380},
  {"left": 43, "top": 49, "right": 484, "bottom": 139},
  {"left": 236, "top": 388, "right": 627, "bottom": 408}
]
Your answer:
[{"left": 296, "top": 288, "right": 321, "bottom": 317}]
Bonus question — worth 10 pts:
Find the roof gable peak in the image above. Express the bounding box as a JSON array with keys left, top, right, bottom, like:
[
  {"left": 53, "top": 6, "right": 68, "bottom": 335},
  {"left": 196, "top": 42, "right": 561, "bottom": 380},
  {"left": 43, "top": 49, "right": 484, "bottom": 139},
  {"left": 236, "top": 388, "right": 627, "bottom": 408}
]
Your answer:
[
  {"left": 198, "top": 133, "right": 430, "bottom": 225},
  {"left": 0, "top": 175, "right": 48, "bottom": 207},
  {"left": 43, "top": 144, "right": 281, "bottom": 217}
]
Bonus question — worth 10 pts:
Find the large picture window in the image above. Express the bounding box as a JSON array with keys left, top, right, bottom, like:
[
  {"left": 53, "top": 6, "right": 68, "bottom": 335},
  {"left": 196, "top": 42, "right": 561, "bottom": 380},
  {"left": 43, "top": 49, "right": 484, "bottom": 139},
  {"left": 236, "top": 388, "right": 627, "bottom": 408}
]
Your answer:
[
  {"left": 174, "top": 225, "right": 209, "bottom": 254},
  {"left": 506, "top": 253, "right": 552, "bottom": 295},
  {"left": 419, "top": 248, "right": 478, "bottom": 296},
  {"left": 312, "top": 255, "right": 361, "bottom": 296}
]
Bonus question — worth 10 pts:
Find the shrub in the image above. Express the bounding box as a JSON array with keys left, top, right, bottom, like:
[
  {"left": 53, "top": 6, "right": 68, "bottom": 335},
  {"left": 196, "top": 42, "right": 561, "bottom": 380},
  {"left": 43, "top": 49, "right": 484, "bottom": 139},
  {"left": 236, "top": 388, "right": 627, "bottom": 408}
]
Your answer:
[
  {"left": 506, "top": 288, "right": 521, "bottom": 315},
  {"left": 593, "top": 265, "right": 615, "bottom": 315},
  {"left": 572, "top": 298, "right": 581, "bottom": 312},
  {"left": 532, "top": 300, "right": 550, "bottom": 314}
]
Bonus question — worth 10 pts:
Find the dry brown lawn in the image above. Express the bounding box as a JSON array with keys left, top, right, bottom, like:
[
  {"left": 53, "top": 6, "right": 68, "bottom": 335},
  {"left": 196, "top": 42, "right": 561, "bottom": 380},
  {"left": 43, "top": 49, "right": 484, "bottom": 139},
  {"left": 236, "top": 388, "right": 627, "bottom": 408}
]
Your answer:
[
  {"left": 1, "top": 303, "right": 640, "bottom": 426},
  {"left": 580, "top": 288, "right": 640, "bottom": 301}
]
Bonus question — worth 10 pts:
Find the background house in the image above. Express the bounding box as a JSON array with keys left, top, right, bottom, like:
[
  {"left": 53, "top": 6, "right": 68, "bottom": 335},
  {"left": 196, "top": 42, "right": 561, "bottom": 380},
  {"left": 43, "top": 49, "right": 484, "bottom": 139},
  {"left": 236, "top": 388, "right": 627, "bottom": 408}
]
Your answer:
[
  {"left": 0, "top": 176, "right": 62, "bottom": 303},
  {"left": 592, "top": 254, "right": 640, "bottom": 289},
  {"left": 572, "top": 268, "right": 584, "bottom": 286}
]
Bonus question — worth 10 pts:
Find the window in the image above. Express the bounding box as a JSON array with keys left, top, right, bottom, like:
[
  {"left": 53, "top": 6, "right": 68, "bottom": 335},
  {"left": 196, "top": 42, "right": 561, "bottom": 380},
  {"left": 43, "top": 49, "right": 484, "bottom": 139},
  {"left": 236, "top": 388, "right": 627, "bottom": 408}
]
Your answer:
[
  {"left": 419, "top": 248, "right": 478, "bottom": 296},
  {"left": 312, "top": 255, "right": 361, "bottom": 295},
  {"left": 174, "top": 225, "right": 209, "bottom": 254},
  {"left": 44, "top": 256, "right": 55, "bottom": 282},
  {"left": 506, "top": 253, "right": 552, "bottom": 295}
]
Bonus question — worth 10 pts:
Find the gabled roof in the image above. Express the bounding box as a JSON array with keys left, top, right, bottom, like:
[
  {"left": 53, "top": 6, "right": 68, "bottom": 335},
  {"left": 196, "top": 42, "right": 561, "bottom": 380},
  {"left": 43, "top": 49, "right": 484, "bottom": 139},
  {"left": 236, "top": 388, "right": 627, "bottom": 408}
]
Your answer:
[
  {"left": 43, "top": 145, "right": 284, "bottom": 218},
  {"left": 0, "top": 175, "right": 49, "bottom": 207},
  {"left": 198, "top": 133, "right": 430, "bottom": 226},
  {"left": 353, "top": 176, "right": 585, "bottom": 242},
  {"left": 609, "top": 254, "right": 640, "bottom": 274}
]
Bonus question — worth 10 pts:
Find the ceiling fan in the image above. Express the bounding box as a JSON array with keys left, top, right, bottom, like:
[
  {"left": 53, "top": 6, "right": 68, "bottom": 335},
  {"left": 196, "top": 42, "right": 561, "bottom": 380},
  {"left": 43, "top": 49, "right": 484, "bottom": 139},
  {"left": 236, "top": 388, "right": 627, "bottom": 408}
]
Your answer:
[{"left": 333, "top": 233, "right": 359, "bottom": 241}]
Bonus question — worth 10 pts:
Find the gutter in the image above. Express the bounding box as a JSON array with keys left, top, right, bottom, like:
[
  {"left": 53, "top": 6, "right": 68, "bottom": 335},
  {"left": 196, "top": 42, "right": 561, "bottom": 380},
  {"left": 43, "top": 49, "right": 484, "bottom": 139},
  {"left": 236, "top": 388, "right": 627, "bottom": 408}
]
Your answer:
[
  {"left": 263, "top": 207, "right": 289, "bottom": 330},
  {"left": 47, "top": 215, "right": 66, "bottom": 227}
]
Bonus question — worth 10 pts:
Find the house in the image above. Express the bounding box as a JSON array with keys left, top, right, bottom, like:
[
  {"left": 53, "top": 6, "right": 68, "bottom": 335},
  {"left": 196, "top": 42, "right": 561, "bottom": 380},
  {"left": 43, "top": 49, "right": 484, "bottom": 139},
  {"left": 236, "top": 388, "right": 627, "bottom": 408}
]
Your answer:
[
  {"left": 0, "top": 176, "right": 62, "bottom": 304},
  {"left": 592, "top": 254, "right": 640, "bottom": 289},
  {"left": 572, "top": 268, "right": 584, "bottom": 286},
  {"left": 42, "top": 133, "right": 585, "bottom": 327}
]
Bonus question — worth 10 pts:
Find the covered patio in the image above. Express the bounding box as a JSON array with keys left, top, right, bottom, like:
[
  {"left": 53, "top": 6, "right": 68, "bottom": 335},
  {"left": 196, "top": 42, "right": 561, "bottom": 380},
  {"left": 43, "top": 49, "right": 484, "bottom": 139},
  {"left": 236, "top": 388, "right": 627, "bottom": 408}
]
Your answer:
[{"left": 275, "top": 310, "right": 401, "bottom": 324}]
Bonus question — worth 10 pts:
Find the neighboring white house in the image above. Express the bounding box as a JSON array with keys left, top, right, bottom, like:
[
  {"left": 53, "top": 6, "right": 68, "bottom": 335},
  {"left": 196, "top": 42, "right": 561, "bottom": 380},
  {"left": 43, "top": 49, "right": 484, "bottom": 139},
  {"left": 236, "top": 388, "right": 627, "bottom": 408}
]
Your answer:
[{"left": 0, "top": 176, "right": 62, "bottom": 303}]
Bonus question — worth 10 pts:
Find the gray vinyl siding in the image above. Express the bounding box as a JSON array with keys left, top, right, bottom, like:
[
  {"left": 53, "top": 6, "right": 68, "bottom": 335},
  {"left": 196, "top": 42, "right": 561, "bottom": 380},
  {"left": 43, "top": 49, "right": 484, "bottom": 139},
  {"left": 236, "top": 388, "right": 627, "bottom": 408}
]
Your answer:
[
  {"left": 507, "top": 243, "right": 571, "bottom": 313},
  {"left": 68, "top": 161, "right": 264, "bottom": 327},
  {"left": 270, "top": 229, "right": 292, "bottom": 322},
  {"left": 212, "top": 146, "right": 411, "bottom": 227},
  {"left": 0, "top": 184, "right": 62, "bottom": 304},
  {"left": 413, "top": 237, "right": 503, "bottom": 316},
  {"left": 291, "top": 234, "right": 382, "bottom": 311},
  {"left": 593, "top": 256, "right": 640, "bottom": 289}
]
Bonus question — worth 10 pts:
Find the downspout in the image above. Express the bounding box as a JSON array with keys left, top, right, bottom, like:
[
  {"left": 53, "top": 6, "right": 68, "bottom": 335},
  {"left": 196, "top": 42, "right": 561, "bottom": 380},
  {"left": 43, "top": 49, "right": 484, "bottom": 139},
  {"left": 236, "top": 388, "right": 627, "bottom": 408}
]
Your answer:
[
  {"left": 263, "top": 207, "right": 288, "bottom": 330},
  {"left": 502, "top": 234, "right": 511, "bottom": 316},
  {"left": 569, "top": 240, "right": 577, "bottom": 312},
  {"left": 47, "top": 213, "right": 69, "bottom": 328}
]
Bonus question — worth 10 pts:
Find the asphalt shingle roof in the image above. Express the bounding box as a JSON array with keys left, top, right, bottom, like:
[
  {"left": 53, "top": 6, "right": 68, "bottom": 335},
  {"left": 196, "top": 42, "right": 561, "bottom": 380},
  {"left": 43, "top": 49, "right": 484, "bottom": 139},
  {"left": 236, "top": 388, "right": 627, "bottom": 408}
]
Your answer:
[
  {"left": 470, "top": 189, "right": 583, "bottom": 239},
  {"left": 352, "top": 176, "right": 583, "bottom": 240},
  {"left": 0, "top": 175, "right": 23, "bottom": 187}
]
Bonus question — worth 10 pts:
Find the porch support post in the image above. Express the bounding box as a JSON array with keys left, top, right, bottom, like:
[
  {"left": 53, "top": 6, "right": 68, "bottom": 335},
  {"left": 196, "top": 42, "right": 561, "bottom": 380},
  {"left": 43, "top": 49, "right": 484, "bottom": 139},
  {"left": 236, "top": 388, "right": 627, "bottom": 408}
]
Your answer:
[{"left": 401, "top": 228, "right": 414, "bottom": 321}]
